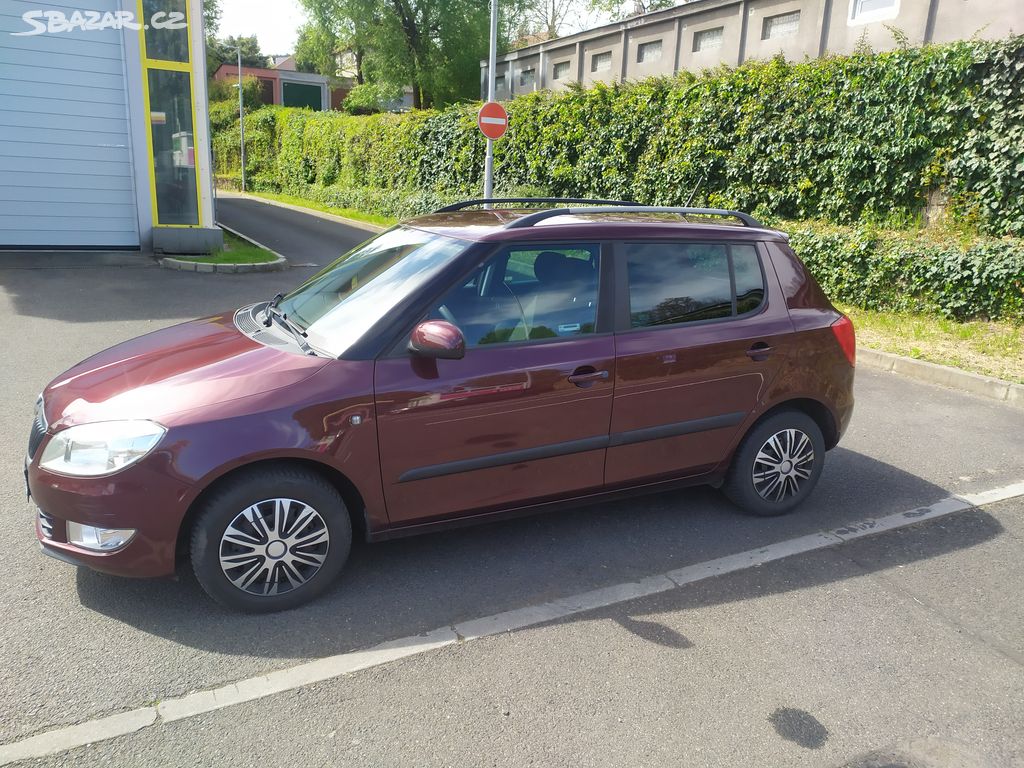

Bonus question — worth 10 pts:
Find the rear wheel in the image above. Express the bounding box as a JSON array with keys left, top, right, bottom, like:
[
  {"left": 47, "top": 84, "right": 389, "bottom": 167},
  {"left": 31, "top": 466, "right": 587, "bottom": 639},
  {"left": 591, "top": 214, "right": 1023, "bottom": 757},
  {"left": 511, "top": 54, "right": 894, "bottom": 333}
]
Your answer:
[
  {"left": 722, "top": 410, "right": 825, "bottom": 517},
  {"left": 190, "top": 467, "right": 352, "bottom": 612}
]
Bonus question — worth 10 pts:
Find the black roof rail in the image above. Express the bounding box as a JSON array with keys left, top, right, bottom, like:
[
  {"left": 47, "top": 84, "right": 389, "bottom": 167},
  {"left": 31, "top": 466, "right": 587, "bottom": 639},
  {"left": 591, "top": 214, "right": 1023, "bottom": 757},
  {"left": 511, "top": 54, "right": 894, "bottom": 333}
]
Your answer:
[
  {"left": 503, "top": 206, "right": 764, "bottom": 230},
  {"left": 435, "top": 198, "right": 644, "bottom": 213}
]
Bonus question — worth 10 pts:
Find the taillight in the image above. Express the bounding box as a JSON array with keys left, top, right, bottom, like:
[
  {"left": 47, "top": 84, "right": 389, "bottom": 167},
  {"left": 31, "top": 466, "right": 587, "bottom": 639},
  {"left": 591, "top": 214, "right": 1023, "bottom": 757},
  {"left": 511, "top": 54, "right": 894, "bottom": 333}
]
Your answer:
[{"left": 830, "top": 315, "right": 856, "bottom": 367}]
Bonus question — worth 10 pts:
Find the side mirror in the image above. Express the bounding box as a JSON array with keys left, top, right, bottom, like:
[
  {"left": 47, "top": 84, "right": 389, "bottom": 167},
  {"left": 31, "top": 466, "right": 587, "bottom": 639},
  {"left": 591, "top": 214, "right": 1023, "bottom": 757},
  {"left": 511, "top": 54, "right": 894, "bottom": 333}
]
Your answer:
[{"left": 408, "top": 320, "right": 466, "bottom": 360}]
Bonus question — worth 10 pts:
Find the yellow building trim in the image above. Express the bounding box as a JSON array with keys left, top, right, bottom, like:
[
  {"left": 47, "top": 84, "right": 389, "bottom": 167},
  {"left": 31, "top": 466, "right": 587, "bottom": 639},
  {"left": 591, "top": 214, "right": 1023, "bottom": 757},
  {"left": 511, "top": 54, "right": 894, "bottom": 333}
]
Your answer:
[
  {"left": 144, "top": 59, "right": 192, "bottom": 72},
  {"left": 135, "top": 0, "right": 204, "bottom": 228}
]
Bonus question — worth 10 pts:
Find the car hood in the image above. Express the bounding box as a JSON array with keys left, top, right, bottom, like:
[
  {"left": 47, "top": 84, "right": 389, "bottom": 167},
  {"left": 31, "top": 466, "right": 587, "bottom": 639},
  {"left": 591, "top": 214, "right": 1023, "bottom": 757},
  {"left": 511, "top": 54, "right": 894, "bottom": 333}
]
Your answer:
[{"left": 43, "top": 311, "right": 329, "bottom": 429}]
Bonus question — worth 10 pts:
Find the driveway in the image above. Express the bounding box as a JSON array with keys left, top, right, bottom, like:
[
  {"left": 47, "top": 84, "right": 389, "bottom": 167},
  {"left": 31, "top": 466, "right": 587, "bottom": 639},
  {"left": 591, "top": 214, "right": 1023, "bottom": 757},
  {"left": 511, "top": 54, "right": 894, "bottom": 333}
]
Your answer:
[
  {"left": 1, "top": 221, "right": 1021, "bottom": 766},
  {"left": 215, "top": 193, "right": 377, "bottom": 265}
]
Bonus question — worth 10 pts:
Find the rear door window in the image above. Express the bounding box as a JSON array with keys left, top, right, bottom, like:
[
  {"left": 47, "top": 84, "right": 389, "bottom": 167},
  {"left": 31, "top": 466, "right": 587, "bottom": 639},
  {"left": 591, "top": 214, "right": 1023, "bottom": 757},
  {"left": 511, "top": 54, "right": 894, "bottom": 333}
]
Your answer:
[{"left": 624, "top": 242, "right": 765, "bottom": 329}]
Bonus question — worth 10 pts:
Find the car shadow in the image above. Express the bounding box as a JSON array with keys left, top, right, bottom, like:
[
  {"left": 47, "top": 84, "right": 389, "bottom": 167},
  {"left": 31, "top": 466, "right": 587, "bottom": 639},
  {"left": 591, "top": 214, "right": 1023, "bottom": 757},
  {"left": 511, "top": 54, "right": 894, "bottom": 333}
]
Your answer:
[
  {"left": 559, "top": 505, "right": 1003, "bottom": 646},
  {"left": 73, "top": 447, "right": 1001, "bottom": 662},
  {"left": 0, "top": 262, "right": 307, "bottom": 323}
]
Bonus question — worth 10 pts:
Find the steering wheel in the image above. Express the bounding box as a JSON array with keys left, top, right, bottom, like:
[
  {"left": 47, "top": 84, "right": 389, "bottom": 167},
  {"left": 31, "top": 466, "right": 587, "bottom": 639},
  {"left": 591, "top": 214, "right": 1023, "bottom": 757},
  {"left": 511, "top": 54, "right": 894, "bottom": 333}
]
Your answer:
[{"left": 438, "top": 304, "right": 459, "bottom": 327}]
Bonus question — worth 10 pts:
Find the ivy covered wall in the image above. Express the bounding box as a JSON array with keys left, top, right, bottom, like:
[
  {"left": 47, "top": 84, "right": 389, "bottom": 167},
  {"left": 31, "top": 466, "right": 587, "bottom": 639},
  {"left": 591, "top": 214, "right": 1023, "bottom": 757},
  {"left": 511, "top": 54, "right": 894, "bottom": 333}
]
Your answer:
[
  {"left": 213, "top": 36, "right": 1024, "bottom": 236},
  {"left": 211, "top": 37, "right": 1024, "bottom": 322}
]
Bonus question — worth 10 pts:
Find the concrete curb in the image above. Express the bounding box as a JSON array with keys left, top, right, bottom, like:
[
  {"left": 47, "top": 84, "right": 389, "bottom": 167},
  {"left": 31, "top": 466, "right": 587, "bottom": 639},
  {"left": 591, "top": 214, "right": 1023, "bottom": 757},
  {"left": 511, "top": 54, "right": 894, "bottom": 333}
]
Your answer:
[
  {"left": 216, "top": 190, "right": 387, "bottom": 234},
  {"left": 858, "top": 347, "right": 1024, "bottom": 409},
  {"left": 158, "top": 223, "right": 288, "bottom": 273},
  {"left": 159, "top": 254, "right": 288, "bottom": 273}
]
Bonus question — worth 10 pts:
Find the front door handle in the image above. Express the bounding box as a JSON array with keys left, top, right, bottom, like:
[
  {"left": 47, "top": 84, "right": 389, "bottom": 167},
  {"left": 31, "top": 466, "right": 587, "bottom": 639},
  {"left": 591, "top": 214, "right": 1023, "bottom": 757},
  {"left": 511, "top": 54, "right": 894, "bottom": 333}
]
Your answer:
[
  {"left": 568, "top": 368, "right": 610, "bottom": 387},
  {"left": 746, "top": 343, "right": 773, "bottom": 361}
]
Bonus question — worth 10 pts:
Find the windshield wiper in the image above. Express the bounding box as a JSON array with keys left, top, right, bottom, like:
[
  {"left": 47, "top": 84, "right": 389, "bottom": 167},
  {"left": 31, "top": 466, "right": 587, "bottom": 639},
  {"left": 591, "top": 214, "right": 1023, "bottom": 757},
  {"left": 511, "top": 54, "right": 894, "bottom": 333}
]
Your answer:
[{"left": 263, "top": 302, "right": 318, "bottom": 356}]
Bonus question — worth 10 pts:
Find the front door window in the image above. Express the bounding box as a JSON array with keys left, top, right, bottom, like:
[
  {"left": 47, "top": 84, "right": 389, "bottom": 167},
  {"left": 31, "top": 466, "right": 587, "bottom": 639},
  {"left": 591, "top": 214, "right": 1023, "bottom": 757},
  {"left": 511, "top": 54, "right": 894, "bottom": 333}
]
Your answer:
[{"left": 430, "top": 243, "right": 601, "bottom": 346}]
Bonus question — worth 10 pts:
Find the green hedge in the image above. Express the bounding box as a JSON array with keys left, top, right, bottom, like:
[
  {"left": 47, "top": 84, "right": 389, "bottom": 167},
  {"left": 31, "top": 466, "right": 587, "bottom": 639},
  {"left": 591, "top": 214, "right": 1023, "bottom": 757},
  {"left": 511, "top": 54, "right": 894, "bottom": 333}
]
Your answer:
[
  {"left": 210, "top": 36, "right": 1024, "bottom": 322},
  {"left": 213, "top": 36, "right": 1024, "bottom": 236},
  {"left": 786, "top": 224, "right": 1024, "bottom": 323}
]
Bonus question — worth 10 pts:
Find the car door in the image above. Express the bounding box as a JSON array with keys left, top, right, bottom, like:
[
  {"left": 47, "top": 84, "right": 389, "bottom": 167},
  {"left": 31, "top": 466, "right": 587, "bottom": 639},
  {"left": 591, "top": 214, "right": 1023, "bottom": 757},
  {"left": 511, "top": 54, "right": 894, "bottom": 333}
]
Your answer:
[
  {"left": 605, "top": 239, "right": 792, "bottom": 486},
  {"left": 374, "top": 241, "right": 616, "bottom": 526}
]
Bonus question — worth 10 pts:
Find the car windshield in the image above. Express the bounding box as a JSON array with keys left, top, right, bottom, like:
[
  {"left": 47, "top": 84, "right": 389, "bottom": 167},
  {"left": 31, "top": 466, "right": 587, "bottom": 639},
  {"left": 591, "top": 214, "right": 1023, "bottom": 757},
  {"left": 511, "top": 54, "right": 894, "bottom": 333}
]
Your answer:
[{"left": 277, "top": 227, "right": 470, "bottom": 357}]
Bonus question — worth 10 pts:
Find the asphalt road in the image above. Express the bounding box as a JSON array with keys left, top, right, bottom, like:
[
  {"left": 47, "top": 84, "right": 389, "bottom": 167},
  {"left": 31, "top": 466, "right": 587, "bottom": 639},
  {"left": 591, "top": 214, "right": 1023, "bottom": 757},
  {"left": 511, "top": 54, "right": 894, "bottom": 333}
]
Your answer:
[
  {"left": 1, "top": 199, "right": 1021, "bottom": 766},
  {"left": 214, "top": 193, "right": 377, "bottom": 265},
  {"left": 26, "top": 499, "right": 1024, "bottom": 768}
]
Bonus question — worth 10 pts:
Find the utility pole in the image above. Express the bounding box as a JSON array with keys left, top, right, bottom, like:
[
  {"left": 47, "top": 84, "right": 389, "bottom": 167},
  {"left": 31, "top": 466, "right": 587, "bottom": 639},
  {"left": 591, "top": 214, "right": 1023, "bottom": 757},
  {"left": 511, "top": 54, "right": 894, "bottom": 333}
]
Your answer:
[
  {"left": 237, "top": 46, "right": 246, "bottom": 193},
  {"left": 483, "top": 0, "right": 498, "bottom": 203}
]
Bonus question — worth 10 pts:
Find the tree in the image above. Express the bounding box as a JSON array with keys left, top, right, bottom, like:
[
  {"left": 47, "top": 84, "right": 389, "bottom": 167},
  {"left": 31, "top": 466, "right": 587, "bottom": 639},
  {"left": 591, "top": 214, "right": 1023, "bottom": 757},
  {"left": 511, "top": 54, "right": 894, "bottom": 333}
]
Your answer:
[
  {"left": 294, "top": 22, "right": 344, "bottom": 77},
  {"left": 298, "top": 0, "right": 528, "bottom": 109},
  {"left": 203, "top": 0, "right": 221, "bottom": 35},
  {"left": 515, "top": 0, "right": 585, "bottom": 41},
  {"left": 206, "top": 34, "right": 269, "bottom": 78},
  {"left": 586, "top": 0, "right": 675, "bottom": 21}
]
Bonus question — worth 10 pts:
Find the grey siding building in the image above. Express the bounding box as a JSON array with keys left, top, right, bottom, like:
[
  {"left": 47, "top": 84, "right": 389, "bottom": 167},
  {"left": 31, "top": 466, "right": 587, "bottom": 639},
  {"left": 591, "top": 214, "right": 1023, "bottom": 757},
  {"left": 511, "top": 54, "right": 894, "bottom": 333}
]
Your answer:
[
  {"left": 1, "top": 0, "right": 218, "bottom": 252},
  {"left": 483, "top": 0, "right": 1023, "bottom": 99}
]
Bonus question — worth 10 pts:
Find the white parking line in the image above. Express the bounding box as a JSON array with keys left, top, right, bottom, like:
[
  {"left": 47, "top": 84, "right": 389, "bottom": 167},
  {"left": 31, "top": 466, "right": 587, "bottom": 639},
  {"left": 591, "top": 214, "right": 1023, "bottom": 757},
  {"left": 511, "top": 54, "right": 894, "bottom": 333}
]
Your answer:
[{"left": 3, "top": 481, "right": 1023, "bottom": 765}]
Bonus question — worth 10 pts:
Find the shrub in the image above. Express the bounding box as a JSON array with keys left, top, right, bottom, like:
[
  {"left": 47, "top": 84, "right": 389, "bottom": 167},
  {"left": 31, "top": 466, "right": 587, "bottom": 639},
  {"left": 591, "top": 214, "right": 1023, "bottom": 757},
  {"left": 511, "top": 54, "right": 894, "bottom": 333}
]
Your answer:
[
  {"left": 209, "top": 36, "right": 1024, "bottom": 322},
  {"left": 787, "top": 223, "right": 1024, "bottom": 323},
  {"left": 207, "top": 75, "right": 264, "bottom": 111},
  {"left": 341, "top": 83, "right": 404, "bottom": 115}
]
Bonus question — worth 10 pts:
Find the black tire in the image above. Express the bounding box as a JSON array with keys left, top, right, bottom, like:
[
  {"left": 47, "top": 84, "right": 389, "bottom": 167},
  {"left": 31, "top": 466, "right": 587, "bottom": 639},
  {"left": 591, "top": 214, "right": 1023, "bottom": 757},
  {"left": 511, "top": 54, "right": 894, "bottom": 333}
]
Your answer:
[
  {"left": 190, "top": 466, "right": 352, "bottom": 613},
  {"left": 722, "top": 410, "right": 826, "bottom": 517}
]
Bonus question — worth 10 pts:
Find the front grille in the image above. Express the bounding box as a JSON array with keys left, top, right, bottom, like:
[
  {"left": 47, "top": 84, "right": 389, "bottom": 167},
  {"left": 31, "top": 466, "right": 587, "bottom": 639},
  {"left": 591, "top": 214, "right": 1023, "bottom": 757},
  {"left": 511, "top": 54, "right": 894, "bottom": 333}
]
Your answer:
[
  {"left": 28, "top": 399, "right": 47, "bottom": 460},
  {"left": 38, "top": 510, "right": 55, "bottom": 540}
]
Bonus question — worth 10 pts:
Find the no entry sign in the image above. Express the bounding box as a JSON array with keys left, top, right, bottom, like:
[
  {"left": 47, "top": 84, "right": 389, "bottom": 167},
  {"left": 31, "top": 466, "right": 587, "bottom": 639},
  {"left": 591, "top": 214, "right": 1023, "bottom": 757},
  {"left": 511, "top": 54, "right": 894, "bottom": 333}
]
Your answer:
[{"left": 477, "top": 101, "right": 508, "bottom": 140}]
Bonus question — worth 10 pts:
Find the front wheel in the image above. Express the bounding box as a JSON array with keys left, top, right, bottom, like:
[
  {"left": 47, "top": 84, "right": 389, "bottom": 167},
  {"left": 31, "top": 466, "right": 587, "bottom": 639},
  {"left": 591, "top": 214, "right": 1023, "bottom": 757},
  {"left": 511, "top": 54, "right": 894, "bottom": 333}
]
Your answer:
[
  {"left": 722, "top": 410, "right": 826, "bottom": 517},
  {"left": 190, "top": 466, "right": 352, "bottom": 612}
]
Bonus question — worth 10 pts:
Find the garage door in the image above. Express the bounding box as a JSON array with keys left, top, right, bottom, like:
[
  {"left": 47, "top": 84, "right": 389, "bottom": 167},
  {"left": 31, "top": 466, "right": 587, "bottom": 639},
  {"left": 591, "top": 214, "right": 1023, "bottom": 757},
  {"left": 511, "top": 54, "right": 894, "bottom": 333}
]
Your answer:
[{"left": 0, "top": 0, "right": 140, "bottom": 248}]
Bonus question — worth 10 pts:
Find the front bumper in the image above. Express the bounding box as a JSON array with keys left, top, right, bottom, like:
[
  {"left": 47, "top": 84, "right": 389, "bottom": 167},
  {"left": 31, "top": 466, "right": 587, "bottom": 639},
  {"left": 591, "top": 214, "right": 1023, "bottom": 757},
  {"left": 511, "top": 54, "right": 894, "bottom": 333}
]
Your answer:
[{"left": 28, "top": 456, "right": 192, "bottom": 579}]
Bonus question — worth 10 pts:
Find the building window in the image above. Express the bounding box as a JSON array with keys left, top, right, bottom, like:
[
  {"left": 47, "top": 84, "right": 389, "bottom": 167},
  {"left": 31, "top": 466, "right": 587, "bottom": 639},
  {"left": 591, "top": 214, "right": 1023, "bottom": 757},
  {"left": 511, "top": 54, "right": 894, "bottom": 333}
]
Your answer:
[
  {"left": 147, "top": 69, "right": 198, "bottom": 225},
  {"left": 519, "top": 68, "right": 536, "bottom": 88},
  {"left": 553, "top": 60, "right": 571, "bottom": 80},
  {"left": 693, "top": 26, "right": 724, "bottom": 52},
  {"left": 762, "top": 11, "right": 800, "bottom": 40},
  {"left": 495, "top": 74, "right": 506, "bottom": 90},
  {"left": 142, "top": 0, "right": 189, "bottom": 63},
  {"left": 849, "top": 0, "right": 899, "bottom": 23},
  {"left": 591, "top": 51, "right": 612, "bottom": 73},
  {"left": 636, "top": 39, "right": 663, "bottom": 64}
]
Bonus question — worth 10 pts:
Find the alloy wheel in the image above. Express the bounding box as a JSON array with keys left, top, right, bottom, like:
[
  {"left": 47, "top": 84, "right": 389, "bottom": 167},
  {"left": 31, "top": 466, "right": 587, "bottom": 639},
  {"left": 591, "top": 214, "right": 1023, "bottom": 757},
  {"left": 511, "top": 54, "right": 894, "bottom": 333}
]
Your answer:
[
  {"left": 751, "top": 428, "right": 815, "bottom": 502},
  {"left": 218, "top": 498, "right": 330, "bottom": 596}
]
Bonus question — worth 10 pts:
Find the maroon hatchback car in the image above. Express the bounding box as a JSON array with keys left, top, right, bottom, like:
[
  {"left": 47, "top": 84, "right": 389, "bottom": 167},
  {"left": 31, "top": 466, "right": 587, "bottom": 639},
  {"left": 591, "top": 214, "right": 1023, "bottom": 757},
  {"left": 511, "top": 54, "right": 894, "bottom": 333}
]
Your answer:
[{"left": 27, "top": 201, "right": 855, "bottom": 612}]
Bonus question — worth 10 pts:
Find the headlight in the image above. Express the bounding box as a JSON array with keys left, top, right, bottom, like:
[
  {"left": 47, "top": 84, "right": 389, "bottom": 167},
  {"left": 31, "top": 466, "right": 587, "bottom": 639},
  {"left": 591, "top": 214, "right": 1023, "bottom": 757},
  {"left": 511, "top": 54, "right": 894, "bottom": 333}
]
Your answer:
[{"left": 39, "top": 420, "right": 166, "bottom": 477}]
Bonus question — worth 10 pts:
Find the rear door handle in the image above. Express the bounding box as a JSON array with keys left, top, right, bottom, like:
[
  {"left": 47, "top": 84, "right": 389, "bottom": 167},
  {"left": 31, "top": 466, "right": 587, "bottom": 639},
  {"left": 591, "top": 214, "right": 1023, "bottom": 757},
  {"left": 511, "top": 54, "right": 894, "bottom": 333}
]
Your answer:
[
  {"left": 568, "top": 368, "right": 610, "bottom": 387},
  {"left": 746, "top": 343, "right": 773, "bottom": 361}
]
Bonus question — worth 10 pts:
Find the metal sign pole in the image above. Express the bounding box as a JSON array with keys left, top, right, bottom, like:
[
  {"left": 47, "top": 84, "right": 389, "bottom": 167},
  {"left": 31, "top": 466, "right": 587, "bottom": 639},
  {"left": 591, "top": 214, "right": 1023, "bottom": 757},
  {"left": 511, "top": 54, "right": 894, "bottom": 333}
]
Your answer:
[
  {"left": 238, "top": 46, "right": 247, "bottom": 193},
  {"left": 483, "top": 0, "right": 498, "bottom": 205}
]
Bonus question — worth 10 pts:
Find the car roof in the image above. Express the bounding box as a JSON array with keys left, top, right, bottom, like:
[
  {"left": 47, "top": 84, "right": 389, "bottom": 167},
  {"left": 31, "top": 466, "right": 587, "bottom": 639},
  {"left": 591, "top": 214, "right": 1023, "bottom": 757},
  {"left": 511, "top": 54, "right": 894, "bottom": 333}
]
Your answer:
[{"left": 402, "top": 208, "right": 788, "bottom": 244}]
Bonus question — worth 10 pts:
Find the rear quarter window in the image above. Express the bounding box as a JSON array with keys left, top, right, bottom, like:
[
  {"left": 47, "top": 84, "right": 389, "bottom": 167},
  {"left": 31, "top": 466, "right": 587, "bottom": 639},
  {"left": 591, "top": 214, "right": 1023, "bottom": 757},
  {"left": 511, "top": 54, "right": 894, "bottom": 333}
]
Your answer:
[{"left": 732, "top": 244, "right": 766, "bottom": 314}]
